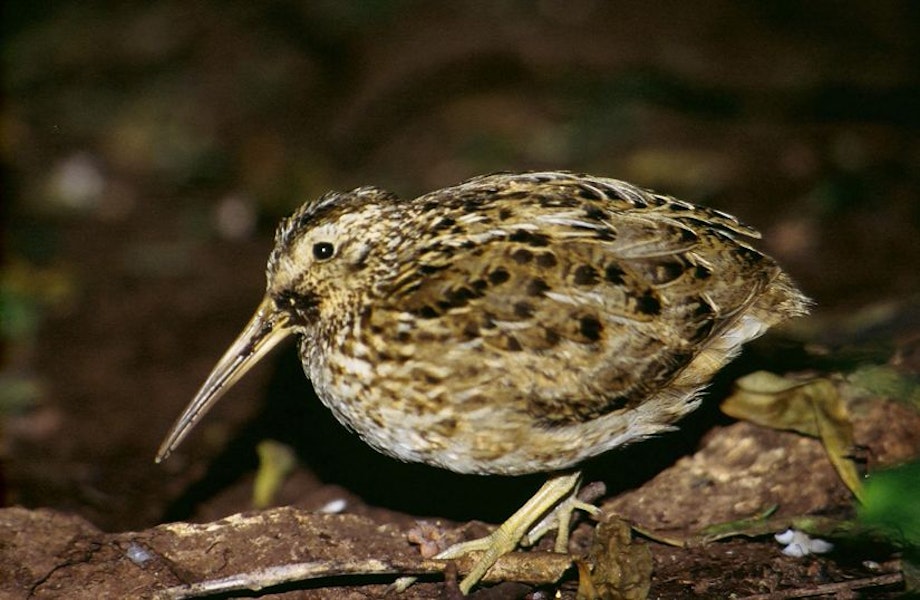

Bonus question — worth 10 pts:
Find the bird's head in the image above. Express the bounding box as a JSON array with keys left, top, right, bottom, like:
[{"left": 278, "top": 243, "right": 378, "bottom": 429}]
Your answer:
[{"left": 156, "top": 187, "right": 401, "bottom": 462}]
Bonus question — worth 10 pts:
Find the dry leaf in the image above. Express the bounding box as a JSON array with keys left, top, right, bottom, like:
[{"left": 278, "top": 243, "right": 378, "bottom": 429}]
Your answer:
[
  {"left": 721, "top": 371, "right": 863, "bottom": 501},
  {"left": 581, "top": 514, "right": 652, "bottom": 600}
]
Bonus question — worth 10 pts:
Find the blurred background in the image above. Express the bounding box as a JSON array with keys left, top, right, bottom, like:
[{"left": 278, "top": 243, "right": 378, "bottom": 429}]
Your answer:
[{"left": 2, "top": 1, "right": 918, "bottom": 537}]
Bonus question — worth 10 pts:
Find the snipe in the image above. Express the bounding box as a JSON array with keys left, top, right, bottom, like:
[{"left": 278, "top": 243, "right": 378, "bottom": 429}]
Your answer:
[{"left": 158, "top": 171, "right": 810, "bottom": 593}]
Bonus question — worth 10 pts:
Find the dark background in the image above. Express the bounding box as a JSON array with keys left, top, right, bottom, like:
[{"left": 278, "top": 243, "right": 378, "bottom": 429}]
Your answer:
[{"left": 3, "top": 0, "right": 918, "bottom": 541}]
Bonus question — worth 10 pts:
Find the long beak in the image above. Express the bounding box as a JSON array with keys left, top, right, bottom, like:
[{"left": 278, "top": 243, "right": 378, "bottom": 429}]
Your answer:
[{"left": 156, "top": 296, "right": 293, "bottom": 462}]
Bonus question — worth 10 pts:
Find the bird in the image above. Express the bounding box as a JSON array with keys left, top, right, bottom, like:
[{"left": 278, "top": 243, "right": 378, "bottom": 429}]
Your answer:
[{"left": 156, "top": 171, "right": 811, "bottom": 593}]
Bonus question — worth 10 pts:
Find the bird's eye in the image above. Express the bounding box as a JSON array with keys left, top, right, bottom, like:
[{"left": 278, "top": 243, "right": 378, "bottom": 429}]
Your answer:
[{"left": 312, "top": 242, "right": 335, "bottom": 261}]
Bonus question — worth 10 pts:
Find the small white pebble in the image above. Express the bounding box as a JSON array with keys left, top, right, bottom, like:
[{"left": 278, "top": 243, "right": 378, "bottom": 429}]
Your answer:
[
  {"left": 775, "top": 529, "right": 833, "bottom": 557},
  {"left": 318, "top": 498, "right": 347, "bottom": 514},
  {"left": 125, "top": 542, "right": 153, "bottom": 565},
  {"left": 863, "top": 560, "right": 881, "bottom": 571},
  {"left": 774, "top": 529, "right": 796, "bottom": 544}
]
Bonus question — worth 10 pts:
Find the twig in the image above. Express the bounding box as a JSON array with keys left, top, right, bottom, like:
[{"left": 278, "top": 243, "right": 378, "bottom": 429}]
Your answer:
[
  {"left": 154, "top": 552, "right": 574, "bottom": 599},
  {"left": 737, "top": 572, "right": 903, "bottom": 599}
]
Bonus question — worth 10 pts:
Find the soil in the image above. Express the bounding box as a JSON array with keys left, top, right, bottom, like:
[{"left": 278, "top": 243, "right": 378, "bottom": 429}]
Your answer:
[{"left": 3, "top": 2, "right": 919, "bottom": 598}]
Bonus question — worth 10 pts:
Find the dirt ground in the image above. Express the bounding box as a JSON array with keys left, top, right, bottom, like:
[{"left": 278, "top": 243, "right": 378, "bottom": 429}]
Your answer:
[{"left": 2, "top": 2, "right": 919, "bottom": 598}]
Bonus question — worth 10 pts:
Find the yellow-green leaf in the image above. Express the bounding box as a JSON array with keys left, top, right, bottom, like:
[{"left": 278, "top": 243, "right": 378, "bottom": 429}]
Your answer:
[
  {"left": 722, "top": 371, "right": 863, "bottom": 501},
  {"left": 252, "top": 439, "right": 298, "bottom": 509}
]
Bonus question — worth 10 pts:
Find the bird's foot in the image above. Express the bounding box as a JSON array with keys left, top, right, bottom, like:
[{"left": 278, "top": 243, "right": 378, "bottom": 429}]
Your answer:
[
  {"left": 521, "top": 480, "right": 604, "bottom": 551},
  {"left": 434, "top": 471, "right": 591, "bottom": 594}
]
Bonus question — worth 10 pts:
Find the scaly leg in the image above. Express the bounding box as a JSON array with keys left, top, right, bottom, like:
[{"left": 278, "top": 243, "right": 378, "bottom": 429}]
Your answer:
[
  {"left": 522, "top": 484, "right": 600, "bottom": 551},
  {"left": 436, "top": 471, "right": 586, "bottom": 594}
]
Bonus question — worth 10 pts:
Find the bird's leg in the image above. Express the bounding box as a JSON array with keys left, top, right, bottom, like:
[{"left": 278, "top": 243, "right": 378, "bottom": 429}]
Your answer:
[
  {"left": 436, "top": 471, "right": 585, "bottom": 594},
  {"left": 521, "top": 484, "right": 601, "bottom": 551}
]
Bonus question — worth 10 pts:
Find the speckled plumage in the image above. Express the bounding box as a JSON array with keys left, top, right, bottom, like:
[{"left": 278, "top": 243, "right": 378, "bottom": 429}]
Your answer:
[{"left": 158, "top": 171, "right": 810, "bottom": 592}]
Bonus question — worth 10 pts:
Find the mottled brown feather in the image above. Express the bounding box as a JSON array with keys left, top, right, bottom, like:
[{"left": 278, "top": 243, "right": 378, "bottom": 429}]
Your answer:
[
  {"left": 156, "top": 171, "right": 811, "bottom": 595},
  {"left": 256, "top": 172, "right": 810, "bottom": 474}
]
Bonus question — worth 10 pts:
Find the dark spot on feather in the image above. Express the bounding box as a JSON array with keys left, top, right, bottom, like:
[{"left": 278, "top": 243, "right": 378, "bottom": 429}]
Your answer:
[
  {"left": 583, "top": 205, "right": 606, "bottom": 221},
  {"left": 488, "top": 268, "right": 510, "bottom": 285},
  {"left": 419, "top": 264, "right": 447, "bottom": 275},
  {"left": 573, "top": 265, "right": 599, "bottom": 286},
  {"left": 511, "top": 248, "right": 533, "bottom": 264},
  {"left": 471, "top": 279, "right": 488, "bottom": 292},
  {"left": 694, "top": 265, "right": 712, "bottom": 280},
  {"left": 678, "top": 227, "right": 699, "bottom": 243},
  {"left": 636, "top": 290, "right": 662, "bottom": 315},
  {"left": 510, "top": 229, "right": 551, "bottom": 247},
  {"left": 692, "top": 298, "right": 715, "bottom": 317},
  {"left": 536, "top": 252, "right": 558, "bottom": 268},
  {"left": 423, "top": 201, "right": 439, "bottom": 212},
  {"left": 579, "top": 315, "right": 603, "bottom": 341},
  {"left": 499, "top": 207, "right": 514, "bottom": 220},
  {"left": 527, "top": 278, "right": 550, "bottom": 297},
  {"left": 506, "top": 336, "right": 522, "bottom": 352},
  {"left": 544, "top": 328, "right": 560, "bottom": 346},
  {"left": 576, "top": 185, "right": 602, "bottom": 201},
  {"left": 605, "top": 264, "right": 626, "bottom": 284},
  {"left": 433, "top": 216, "right": 456, "bottom": 231},
  {"left": 458, "top": 286, "right": 479, "bottom": 301},
  {"left": 442, "top": 286, "right": 478, "bottom": 309},
  {"left": 513, "top": 301, "right": 534, "bottom": 318},
  {"left": 396, "top": 331, "right": 411, "bottom": 342},
  {"left": 418, "top": 306, "right": 438, "bottom": 319},
  {"left": 599, "top": 184, "right": 626, "bottom": 201},
  {"left": 651, "top": 259, "right": 686, "bottom": 284}
]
